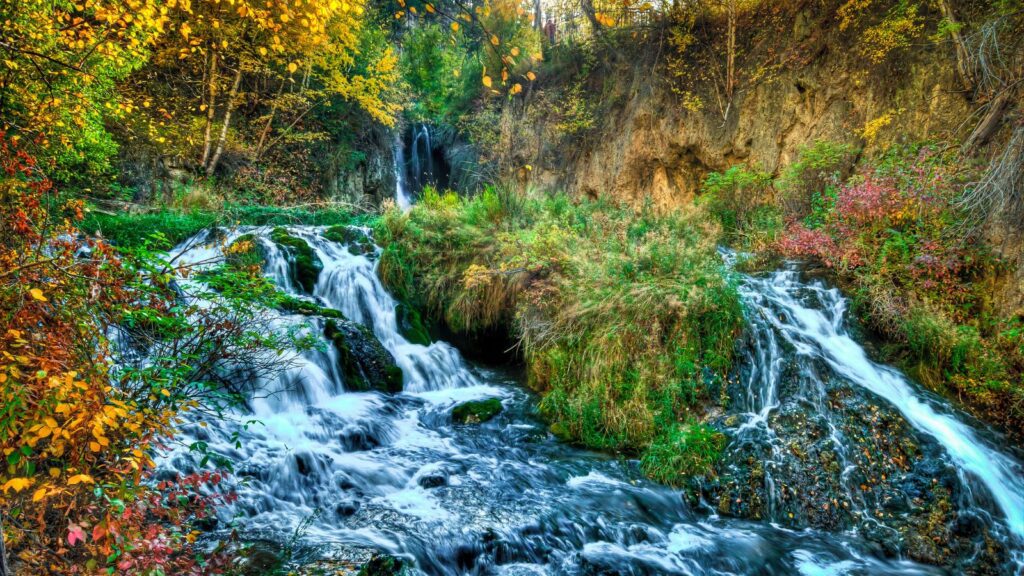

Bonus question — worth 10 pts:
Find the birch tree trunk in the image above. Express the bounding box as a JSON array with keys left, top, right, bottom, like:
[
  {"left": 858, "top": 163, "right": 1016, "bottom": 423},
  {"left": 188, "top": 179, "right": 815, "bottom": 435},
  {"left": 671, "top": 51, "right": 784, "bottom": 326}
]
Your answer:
[
  {"left": 206, "top": 67, "right": 242, "bottom": 177},
  {"left": 201, "top": 51, "right": 219, "bottom": 168}
]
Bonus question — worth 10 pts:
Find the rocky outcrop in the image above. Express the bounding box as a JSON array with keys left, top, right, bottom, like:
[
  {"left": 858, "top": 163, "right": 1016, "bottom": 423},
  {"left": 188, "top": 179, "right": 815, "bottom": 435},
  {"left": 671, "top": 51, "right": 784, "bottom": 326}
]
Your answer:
[
  {"left": 324, "top": 319, "right": 403, "bottom": 393},
  {"left": 491, "top": 8, "right": 971, "bottom": 210}
]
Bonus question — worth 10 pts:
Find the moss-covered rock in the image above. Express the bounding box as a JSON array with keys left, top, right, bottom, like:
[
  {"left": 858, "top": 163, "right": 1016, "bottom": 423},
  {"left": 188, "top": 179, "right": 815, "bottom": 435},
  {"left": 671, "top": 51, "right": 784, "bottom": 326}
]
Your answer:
[
  {"left": 270, "top": 227, "right": 323, "bottom": 293},
  {"left": 357, "top": 554, "right": 410, "bottom": 576},
  {"left": 324, "top": 225, "right": 375, "bottom": 256},
  {"left": 224, "top": 233, "right": 267, "bottom": 272},
  {"left": 451, "top": 398, "right": 503, "bottom": 424},
  {"left": 396, "top": 302, "right": 431, "bottom": 345},
  {"left": 324, "top": 319, "right": 403, "bottom": 393},
  {"left": 277, "top": 294, "right": 345, "bottom": 319}
]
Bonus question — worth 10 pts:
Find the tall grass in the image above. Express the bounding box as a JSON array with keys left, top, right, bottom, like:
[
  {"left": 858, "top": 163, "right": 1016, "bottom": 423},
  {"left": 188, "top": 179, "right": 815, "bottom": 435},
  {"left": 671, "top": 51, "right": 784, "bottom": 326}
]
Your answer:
[{"left": 375, "top": 186, "right": 743, "bottom": 483}]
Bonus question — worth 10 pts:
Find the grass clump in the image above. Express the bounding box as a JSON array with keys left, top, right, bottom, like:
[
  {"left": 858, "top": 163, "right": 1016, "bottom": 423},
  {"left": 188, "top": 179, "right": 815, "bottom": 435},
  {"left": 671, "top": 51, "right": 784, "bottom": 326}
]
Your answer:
[{"left": 375, "top": 185, "right": 743, "bottom": 481}]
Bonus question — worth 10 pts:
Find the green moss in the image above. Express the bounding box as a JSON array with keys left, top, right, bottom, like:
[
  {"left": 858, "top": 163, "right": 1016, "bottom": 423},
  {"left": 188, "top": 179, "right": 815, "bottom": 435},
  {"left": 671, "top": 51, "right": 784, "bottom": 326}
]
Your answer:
[
  {"left": 395, "top": 302, "right": 431, "bottom": 345},
  {"left": 224, "top": 234, "right": 267, "bottom": 271},
  {"left": 640, "top": 423, "right": 727, "bottom": 485},
  {"left": 277, "top": 294, "right": 345, "bottom": 319},
  {"left": 324, "top": 319, "right": 403, "bottom": 393},
  {"left": 324, "top": 225, "right": 376, "bottom": 256},
  {"left": 270, "top": 227, "right": 323, "bottom": 293},
  {"left": 451, "top": 398, "right": 503, "bottom": 424}
]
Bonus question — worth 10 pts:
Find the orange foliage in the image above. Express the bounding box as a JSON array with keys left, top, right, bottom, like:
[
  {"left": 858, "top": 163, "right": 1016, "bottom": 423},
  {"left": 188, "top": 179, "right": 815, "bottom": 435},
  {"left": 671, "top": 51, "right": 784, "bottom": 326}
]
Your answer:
[{"left": 0, "top": 134, "right": 230, "bottom": 574}]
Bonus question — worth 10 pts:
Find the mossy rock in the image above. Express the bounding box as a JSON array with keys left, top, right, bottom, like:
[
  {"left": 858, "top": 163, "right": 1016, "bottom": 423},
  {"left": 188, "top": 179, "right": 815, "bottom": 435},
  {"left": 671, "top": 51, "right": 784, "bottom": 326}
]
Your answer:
[
  {"left": 271, "top": 227, "right": 323, "bottom": 293},
  {"left": 324, "top": 319, "right": 403, "bottom": 393},
  {"left": 452, "top": 398, "right": 503, "bottom": 424},
  {"left": 357, "top": 554, "right": 411, "bottom": 576},
  {"left": 396, "top": 302, "right": 431, "bottom": 345},
  {"left": 323, "top": 225, "right": 375, "bottom": 256},
  {"left": 277, "top": 294, "right": 345, "bottom": 319},
  {"left": 224, "top": 233, "right": 267, "bottom": 271}
]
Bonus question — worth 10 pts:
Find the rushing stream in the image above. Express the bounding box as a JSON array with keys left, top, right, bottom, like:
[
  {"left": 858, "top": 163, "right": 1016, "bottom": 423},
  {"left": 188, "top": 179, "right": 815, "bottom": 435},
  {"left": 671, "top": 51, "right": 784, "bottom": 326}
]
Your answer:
[{"left": 159, "top": 228, "right": 1024, "bottom": 575}]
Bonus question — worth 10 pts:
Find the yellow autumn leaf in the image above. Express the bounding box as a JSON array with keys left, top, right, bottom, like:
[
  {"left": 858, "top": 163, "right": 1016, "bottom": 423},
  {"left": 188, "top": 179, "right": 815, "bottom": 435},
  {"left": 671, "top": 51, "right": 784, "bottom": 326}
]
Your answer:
[
  {"left": 511, "top": 83, "right": 523, "bottom": 94},
  {"left": 511, "top": 47, "right": 520, "bottom": 56},
  {"left": 68, "top": 474, "right": 94, "bottom": 485},
  {"left": 2, "top": 478, "right": 31, "bottom": 493},
  {"left": 32, "top": 487, "right": 47, "bottom": 502},
  {"left": 526, "top": 71, "right": 536, "bottom": 81},
  {"left": 425, "top": 3, "right": 435, "bottom": 13},
  {"left": 490, "top": 35, "right": 499, "bottom": 46},
  {"left": 29, "top": 288, "right": 47, "bottom": 302},
  {"left": 450, "top": 21, "right": 459, "bottom": 32},
  {"left": 288, "top": 62, "right": 298, "bottom": 73},
  {"left": 89, "top": 442, "right": 101, "bottom": 452},
  {"left": 482, "top": 75, "right": 493, "bottom": 88}
]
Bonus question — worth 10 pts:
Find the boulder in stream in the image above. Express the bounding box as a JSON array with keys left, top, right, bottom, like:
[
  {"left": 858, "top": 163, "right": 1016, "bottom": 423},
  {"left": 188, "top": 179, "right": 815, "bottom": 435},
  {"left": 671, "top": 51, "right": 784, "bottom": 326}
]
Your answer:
[
  {"left": 324, "top": 319, "right": 403, "bottom": 393},
  {"left": 271, "top": 227, "right": 323, "bottom": 292},
  {"left": 452, "top": 398, "right": 503, "bottom": 424}
]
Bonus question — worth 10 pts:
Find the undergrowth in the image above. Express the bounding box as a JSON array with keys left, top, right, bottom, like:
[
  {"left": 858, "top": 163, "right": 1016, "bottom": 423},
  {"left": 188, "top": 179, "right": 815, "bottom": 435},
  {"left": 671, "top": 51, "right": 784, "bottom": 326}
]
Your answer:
[
  {"left": 704, "top": 142, "right": 1024, "bottom": 439},
  {"left": 79, "top": 204, "right": 367, "bottom": 249},
  {"left": 375, "top": 186, "right": 743, "bottom": 483}
]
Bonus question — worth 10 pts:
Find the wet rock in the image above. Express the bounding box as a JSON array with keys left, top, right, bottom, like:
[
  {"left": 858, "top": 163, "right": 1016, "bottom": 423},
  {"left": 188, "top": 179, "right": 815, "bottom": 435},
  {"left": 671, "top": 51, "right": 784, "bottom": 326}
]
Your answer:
[
  {"left": 271, "top": 227, "right": 323, "bottom": 293},
  {"left": 357, "top": 554, "right": 411, "bottom": 576},
  {"left": 224, "top": 233, "right": 267, "bottom": 271},
  {"left": 418, "top": 473, "right": 447, "bottom": 488},
  {"left": 336, "top": 499, "right": 361, "bottom": 517},
  {"left": 278, "top": 294, "right": 345, "bottom": 319},
  {"left": 395, "top": 302, "right": 431, "bottom": 345},
  {"left": 325, "top": 319, "right": 403, "bottom": 393},
  {"left": 452, "top": 398, "right": 503, "bottom": 424},
  {"left": 239, "top": 540, "right": 285, "bottom": 575},
  {"left": 324, "top": 225, "right": 375, "bottom": 256}
]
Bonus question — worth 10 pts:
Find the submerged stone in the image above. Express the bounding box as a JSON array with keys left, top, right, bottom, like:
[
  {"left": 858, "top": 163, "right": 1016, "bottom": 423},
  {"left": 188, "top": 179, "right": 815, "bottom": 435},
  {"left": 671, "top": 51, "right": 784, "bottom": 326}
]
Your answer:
[
  {"left": 270, "top": 227, "right": 323, "bottom": 292},
  {"left": 324, "top": 319, "right": 403, "bottom": 393},
  {"left": 452, "top": 398, "right": 503, "bottom": 424}
]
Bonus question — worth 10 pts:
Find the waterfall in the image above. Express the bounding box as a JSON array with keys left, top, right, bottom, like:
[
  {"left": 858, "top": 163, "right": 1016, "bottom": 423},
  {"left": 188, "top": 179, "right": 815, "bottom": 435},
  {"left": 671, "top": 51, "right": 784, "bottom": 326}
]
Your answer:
[
  {"left": 394, "top": 133, "right": 412, "bottom": 210},
  {"left": 731, "top": 257, "right": 1024, "bottom": 539},
  {"left": 151, "top": 232, "right": 1023, "bottom": 574}
]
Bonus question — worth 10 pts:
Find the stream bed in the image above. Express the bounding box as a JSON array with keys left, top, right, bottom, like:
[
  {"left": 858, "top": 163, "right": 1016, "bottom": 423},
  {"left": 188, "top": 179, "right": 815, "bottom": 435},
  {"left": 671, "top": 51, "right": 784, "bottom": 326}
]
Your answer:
[{"left": 159, "top": 227, "right": 1024, "bottom": 575}]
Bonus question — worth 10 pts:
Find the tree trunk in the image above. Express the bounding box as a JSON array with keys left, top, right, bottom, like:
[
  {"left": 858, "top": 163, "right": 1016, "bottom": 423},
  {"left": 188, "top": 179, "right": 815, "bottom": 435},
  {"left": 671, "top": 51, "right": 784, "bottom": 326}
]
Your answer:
[
  {"left": 962, "top": 88, "right": 1012, "bottom": 154},
  {"left": 206, "top": 67, "right": 242, "bottom": 177},
  {"left": 937, "top": 0, "right": 975, "bottom": 93},
  {"left": 201, "top": 51, "right": 219, "bottom": 168},
  {"left": 581, "top": 0, "right": 602, "bottom": 34},
  {"left": 255, "top": 80, "right": 286, "bottom": 161}
]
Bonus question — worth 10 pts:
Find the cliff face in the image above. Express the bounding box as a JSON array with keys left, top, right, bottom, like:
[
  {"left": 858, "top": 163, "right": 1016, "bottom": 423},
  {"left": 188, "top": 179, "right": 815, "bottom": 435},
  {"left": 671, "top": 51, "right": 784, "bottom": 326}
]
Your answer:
[
  {"left": 480, "top": 5, "right": 1023, "bottom": 312},
  {"left": 501, "top": 36, "right": 970, "bottom": 210}
]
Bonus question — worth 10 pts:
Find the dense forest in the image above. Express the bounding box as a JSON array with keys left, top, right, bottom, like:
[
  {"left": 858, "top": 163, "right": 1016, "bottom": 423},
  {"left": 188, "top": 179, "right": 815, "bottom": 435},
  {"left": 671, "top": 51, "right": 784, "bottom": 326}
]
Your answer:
[{"left": 2, "top": 0, "right": 1024, "bottom": 574}]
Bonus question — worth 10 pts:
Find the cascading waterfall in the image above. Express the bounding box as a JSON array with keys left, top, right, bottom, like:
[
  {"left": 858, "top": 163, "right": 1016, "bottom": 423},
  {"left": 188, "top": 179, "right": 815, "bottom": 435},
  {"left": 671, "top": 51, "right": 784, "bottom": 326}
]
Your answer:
[
  {"left": 394, "top": 134, "right": 412, "bottom": 210},
  {"left": 728, "top": 258, "right": 1024, "bottom": 541},
  {"left": 156, "top": 231, "right": 1024, "bottom": 575}
]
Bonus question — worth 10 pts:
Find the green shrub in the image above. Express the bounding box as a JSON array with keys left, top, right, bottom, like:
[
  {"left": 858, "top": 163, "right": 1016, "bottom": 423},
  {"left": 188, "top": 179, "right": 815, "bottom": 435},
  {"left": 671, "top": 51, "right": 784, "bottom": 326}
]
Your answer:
[
  {"left": 376, "top": 190, "right": 743, "bottom": 477},
  {"left": 700, "top": 166, "right": 778, "bottom": 248},
  {"left": 641, "top": 423, "right": 727, "bottom": 485},
  {"left": 777, "top": 140, "right": 858, "bottom": 222}
]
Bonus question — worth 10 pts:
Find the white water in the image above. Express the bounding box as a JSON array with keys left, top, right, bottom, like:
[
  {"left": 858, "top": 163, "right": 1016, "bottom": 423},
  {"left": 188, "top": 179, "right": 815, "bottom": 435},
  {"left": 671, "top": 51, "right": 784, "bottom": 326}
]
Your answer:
[
  {"left": 735, "top": 261, "right": 1024, "bottom": 538},
  {"left": 394, "top": 134, "right": 413, "bottom": 211},
  {"left": 151, "top": 232, "right": 1024, "bottom": 574}
]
